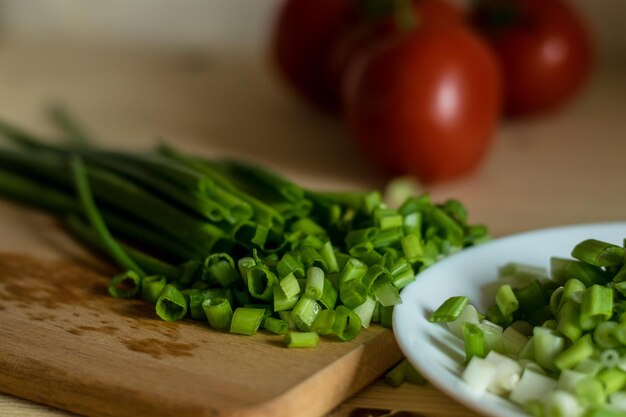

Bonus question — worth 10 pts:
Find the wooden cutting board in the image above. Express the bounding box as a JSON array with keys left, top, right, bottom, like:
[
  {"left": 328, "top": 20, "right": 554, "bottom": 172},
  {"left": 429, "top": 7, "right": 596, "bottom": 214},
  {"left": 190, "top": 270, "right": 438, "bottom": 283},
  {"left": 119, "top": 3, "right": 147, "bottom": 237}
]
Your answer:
[{"left": 0, "top": 252, "right": 403, "bottom": 417}]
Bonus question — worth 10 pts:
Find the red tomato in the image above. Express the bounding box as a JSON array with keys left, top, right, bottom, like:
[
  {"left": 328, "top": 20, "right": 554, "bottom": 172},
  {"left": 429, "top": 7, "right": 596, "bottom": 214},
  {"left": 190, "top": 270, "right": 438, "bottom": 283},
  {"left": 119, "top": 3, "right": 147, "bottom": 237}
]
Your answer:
[
  {"left": 325, "top": 0, "right": 464, "bottom": 100},
  {"left": 271, "top": 0, "right": 356, "bottom": 111},
  {"left": 472, "top": 0, "right": 593, "bottom": 116},
  {"left": 343, "top": 25, "right": 502, "bottom": 183}
]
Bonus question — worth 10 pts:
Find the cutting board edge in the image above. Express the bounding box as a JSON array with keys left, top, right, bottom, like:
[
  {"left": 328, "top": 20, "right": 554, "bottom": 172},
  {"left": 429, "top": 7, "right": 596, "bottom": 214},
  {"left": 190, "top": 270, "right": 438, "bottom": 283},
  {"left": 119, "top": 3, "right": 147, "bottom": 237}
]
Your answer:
[
  {"left": 230, "top": 328, "right": 403, "bottom": 417},
  {"left": 0, "top": 328, "right": 402, "bottom": 417}
]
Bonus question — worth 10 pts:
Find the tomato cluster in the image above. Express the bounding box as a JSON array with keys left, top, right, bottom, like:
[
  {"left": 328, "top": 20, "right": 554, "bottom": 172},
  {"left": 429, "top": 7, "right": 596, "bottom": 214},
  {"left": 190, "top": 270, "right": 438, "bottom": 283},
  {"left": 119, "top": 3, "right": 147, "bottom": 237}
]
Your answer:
[{"left": 271, "top": 0, "right": 592, "bottom": 183}]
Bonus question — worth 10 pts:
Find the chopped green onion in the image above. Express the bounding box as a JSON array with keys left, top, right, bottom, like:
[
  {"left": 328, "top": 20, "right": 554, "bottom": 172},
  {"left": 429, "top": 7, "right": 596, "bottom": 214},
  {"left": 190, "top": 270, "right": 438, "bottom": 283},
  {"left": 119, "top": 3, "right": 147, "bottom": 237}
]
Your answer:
[
  {"left": 614, "top": 281, "right": 626, "bottom": 297},
  {"left": 447, "top": 304, "right": 480, "bottom": 338},
  {"left": 305, "top": 266, "right": 325, "bottom": 300},
  {"left": 311, "top": 309, "right": 336, "bottom": 335},
  {"left": 184, "top": 288, "right": 207, "bottom": 320},
  {"left": 502, "top": 326, "right": 528, "bottom": 357},
  {"left": 580, "top": 285, "right": 613, "bottom": 330},
  {"left": 593, "top": 321, "right": 619, "bottom": 349},
  {"left": 403, "top": 212, "right": 421, "bottom": 236},
  {"left": 597, "top": 367, "right": 626, "bottom": 395},
  {"left": 338, "top": 258, "right": 368, "bottom": 285},
  {"left": 542, "top": 390, "right": 580, "bottom": 417},
  {"left": 405, "top": 361, "right": 426, "bottom": 385},
  {"left": 559, "top": 278, "right": 586, "bottom": 309},
  {"left": 374, "top": 208, "right": 403, "bottom": 230},
  {"left": 385, "top": 360, "right": 407, "bottom": 387},
  {"left": 276, "top": 252, "right": 304, "bottom": 278},
  {"left": 357, "top": 250, "right": 383, "bottom": 266},
  {"left": 202, "top": 297, "right": 233, "bottom": 330},
  {"left": 576, "top": 377, "right": 606, "bottom": 408},
  {"left": 156, "top": 284, "right": 188, "bottom": 322},
  {"left": 339, "top": 278, "right": 367, "bottom": 309},
  {"left": 600, "top": 349, "right": 620, "bottom": 368},
  {"left": 373, "top": 227, "right": 403, "bottom": 249},
  {"left": 272, "top": 285, "right": 298, "bottom": 312},
  {"left": 614, "top": 322, "right": 626, "bottom": 345},
  {"left": 278, "top": 311, "right": 297, "bottom": 330},
  {"left": 574, "top": 358, "right": 602, "bottom": 376},
  {"left": 320, "top": 241, "right": 339, "bottom": 273},
  {"left": 400, "top": 234, "right": 423, "bottom": 263},
  {"left": 279, "top": 272, "right": 301, "bottom": 299},
  {"left": 291, "top": 297, "right": 320, "bottom": 331},
  {"left": 463, "top": 322, "right": 486, "bottom": 360},
  {"left": 557, "top": 301, "right": 582, "bottom": 342},
  {"left": 533, "top": 327, "right": 565, "bottom": 372},
  {"left": 141, "top": 275, "right": 166, "bottom": 304},
  {"left": 352, "top": 297, "right": 377, "bottom": 328},
  {"left": 297, "top": 247, "right": 327, "bottom": 270},
  {"left": 509, "top": 370, "right": 557, "bottom": 406},
  {"left": 283, "top": 331, "right": 320, "bottom": 348},
  {"left": 319, "top": 277, "right": 338, "bottom": 310},
  {"left": 571, "top": 239, "right": 624, "bottom": 267},
  {"left": 374, "top": 282, "right": 401, "bottom": 307},
  {"left": 361, "top": 264, "right": 390, "bottom": 296},
  {"left": 333, "top": 305, "right": 362, "bottom": 341},
  {"left": 550, "top": 258, "right": 609, "bottom": 286},
  {"left": 554, "top": 334, "right": 594, "bottom": 370},
  {"left": 515, "top": 280, "right": 548, "bottom": 313},
  {"left": 480, "top": 321, "right": 505, "bottom": 354},
  {"left": 263, "top": 317, "right": 289, "bottom": 335},
  {"left": 379, "top": 305, "right": 394, "bottom": 329},
  {"left": 345, "top": 228, "right": 378, "bottom": 257},
  {"left": 229, "top": 307, "right": 265, "bottom": 335},
  {"left": 499, "top": 262, "right": 548, "bottom": 281},
  {"left": 237, "top": 256, "right": 256, "bottom": 286},
  {"left": 428, "top": 207, "right": 463, "bottom": 246},
  {"left": 203, "top": 253, "right": 239, "bottom": 288},
  {"left": 334, "top": 252, "right": 351, "bottom": 272},
  {"left": 109, "top": 270, "right": 142, "bottom": 299},
  {"left": 247, "top": 264, "right": 278, "bottom": 302},
  {"left": 462, "top": 356, "right": 497, "bottom": 393},
  {"left": 429, "top": 296, "right": 470, "bottom": 322}
]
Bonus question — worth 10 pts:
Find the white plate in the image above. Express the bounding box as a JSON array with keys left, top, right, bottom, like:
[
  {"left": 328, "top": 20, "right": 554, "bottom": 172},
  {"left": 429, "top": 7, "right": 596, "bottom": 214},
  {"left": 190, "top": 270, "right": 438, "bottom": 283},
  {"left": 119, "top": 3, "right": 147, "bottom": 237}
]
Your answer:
[{"left": 393, "top": 222, "right": 626, "bottom": 417}]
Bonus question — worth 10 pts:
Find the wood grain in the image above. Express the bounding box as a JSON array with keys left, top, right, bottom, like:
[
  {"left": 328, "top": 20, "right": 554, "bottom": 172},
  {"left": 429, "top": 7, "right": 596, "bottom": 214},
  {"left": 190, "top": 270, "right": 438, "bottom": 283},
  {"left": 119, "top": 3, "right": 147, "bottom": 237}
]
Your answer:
[{"left": 0, "top": 254, "right": 402, "bottom": 417}]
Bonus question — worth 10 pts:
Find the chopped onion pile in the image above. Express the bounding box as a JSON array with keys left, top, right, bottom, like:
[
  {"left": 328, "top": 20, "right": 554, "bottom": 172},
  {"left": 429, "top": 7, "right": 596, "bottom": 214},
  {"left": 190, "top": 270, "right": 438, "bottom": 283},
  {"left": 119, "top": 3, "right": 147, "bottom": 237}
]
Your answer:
[{"left": 431, "top": 239, "right": 626, "bottom": 417}]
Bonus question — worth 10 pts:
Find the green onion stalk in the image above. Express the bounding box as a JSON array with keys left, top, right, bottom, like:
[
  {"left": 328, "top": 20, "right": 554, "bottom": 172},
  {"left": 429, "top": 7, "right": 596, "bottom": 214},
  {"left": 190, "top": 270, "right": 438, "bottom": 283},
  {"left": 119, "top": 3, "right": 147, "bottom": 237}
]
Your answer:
[{"left": 0, "top": 113, "right": 489, "bottom": 347}]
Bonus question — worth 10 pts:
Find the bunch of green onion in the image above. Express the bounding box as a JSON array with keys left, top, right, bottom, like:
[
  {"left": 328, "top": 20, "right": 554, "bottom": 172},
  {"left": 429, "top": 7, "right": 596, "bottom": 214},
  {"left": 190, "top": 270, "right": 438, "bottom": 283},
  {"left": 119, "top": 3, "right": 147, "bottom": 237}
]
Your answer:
[
  {"left": 431, "top": 239, "right": 626, "bottom": 416},
  {"left": 0, "top": 110, "right": 488, "bottom": 348}
]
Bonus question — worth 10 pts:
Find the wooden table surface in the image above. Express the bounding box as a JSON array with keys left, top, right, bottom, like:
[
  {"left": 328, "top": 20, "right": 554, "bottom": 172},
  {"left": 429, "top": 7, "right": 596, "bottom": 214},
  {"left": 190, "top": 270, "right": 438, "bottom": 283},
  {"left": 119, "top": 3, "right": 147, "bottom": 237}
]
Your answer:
[{"left": 0, "top": 39, "right": 625, "bottom": 417}]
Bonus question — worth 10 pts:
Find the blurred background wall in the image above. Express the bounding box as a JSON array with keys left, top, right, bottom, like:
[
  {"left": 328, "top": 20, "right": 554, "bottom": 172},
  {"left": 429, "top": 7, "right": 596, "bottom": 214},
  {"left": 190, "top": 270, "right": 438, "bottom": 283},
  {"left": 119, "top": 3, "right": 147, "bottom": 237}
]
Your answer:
[{"left": 0, "top": 0, "right": 624, "bottom": 64}]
